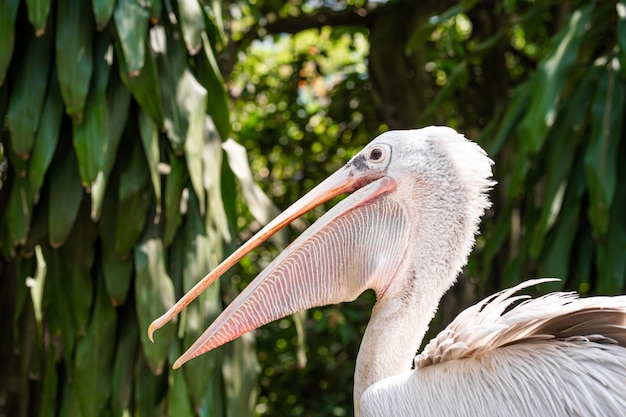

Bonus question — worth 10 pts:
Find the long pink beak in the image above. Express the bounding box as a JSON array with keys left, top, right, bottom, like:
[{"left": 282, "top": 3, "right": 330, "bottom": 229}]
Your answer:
[{"left": 149, "top": 161, "right": 406, "bottom": 368}]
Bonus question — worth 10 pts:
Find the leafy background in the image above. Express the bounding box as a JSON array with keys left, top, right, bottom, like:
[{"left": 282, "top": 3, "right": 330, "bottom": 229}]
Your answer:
[{"left": 1, "top": 0, "right": 625, "bottom": 416}]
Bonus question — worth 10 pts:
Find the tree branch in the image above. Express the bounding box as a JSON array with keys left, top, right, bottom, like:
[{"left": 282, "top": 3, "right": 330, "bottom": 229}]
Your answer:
[{"left": 262, "top": 4, "right": 379, "bottom": 35}]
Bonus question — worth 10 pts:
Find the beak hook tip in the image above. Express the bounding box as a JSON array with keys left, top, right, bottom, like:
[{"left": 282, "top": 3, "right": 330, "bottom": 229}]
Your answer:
[{"left": 147, "top": 322, "right": 157, "bottom": 343}]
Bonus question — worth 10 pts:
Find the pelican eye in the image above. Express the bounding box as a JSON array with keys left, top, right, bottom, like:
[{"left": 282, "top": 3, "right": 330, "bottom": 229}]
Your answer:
[{"left": 369, "top": 147, "right": 384, "bottom": 162}]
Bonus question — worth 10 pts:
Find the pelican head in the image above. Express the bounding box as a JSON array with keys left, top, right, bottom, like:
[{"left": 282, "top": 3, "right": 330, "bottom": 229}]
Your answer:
[{"left": 149, "top": 126, "right": 494, "bottom": 370}]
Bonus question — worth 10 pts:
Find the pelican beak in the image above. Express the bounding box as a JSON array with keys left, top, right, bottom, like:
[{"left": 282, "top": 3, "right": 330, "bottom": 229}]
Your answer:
[{"left": 149, "top": 161, "right": 403, "bottom": 369}]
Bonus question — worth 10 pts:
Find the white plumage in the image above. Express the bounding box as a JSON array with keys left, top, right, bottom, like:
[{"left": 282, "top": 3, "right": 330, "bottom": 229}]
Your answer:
[
  {"left": 363, "top": 279, "right": 626, "bottom": 417},
  {"left": 150, "top": 127, "right": 626, "bottom": 417}
]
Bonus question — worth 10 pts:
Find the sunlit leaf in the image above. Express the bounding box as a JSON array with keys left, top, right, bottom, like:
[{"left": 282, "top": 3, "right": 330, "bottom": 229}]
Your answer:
[
  {"left": 584, "top": 65, "right": 624, "bottom": 239},
  {"left": 135, "top": 221, "right": 176, "bottom": 374},
  {"left": 516, "top": 3, "right": 594, "bottom": 153}
]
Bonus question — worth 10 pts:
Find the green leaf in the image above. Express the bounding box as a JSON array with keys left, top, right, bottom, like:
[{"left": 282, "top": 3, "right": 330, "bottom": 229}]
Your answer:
[
  {"left": 0, "top": 0, "right": 20, "bottom": 86},
  {"left": 28, "top": 68, "right": 63, "bottom": 196},
  {"left": 72, "top": 32, "right": 112, "bottom": 190},
  {"left": 48, "top": 149, "right": 84, "bottom": 248},
  {"left": 595, "top": 113, "right": 626, "bottom": 294},
  {"left": 537, "top": 166, "right": 586, "bottom": 292},
  {"left": 202, "top": 119, "right": 229, "bottom": 245},
  {"left": 184, "top": 108, "right": 207, "bottom": 216},
  {"left": 197, "top": 32, "right": 230, "bottom": 140},
  {"left": 167, "top": 344, "right": 195, "bottom": 417},
  {"left": 584, "top": 66, "right": 624, "bottom": 240},
  {"left": 75, "top": 277, "right": 117, "bottom": 417},
  {"left": 134, "top": 221, "right": 176, "bottom": 374},
  {"left": 138, "top": 108, "right": 162, "bottom": 217},
  {"left": 42, "top": 206, "right": 97, "bottom": 365},
  {"left": 154, "top": 23, "right": 208, "bottom": 153},
  {"left": 56, "top": 0, "right": 94, "bottom": 122},
  {"left": 0, "top": 177, "right": 34, "bottom": 255},
  {"left": 516, "top": 3, "right": 594, "bottom": 154},
  {"left": 115, "top": 34, "right": 163, "bottom": 127},
  {"left": 7, "top": 25, "right": 53, "bottom": 159},
  {"left": 181, "top": 188, "right": 224, "bottom": 414},
  {"left": 92, "top": 0, "right": 115, "bottom": 31},
  {"left": 91, "top": 67, "right": 132, "bottom": 221},
  {"left": 528, "top": 66, "right": 597, "bottom": 258},
  {"left": 58, "top": 379, "right": 83, "bottom": 417},
  {"left": 617, "top": 0, "right": 626, "bottom": 78},
  {"left": 100, "top": 172, "right": 133, "bottom": 306},
  {"left": 163, "top": 153, "right": 187, "bottom": 247},
  {"left": 223, "top": 334, "right": 259, "bottom": 417},
  {"left": 133, "top": 353, "right": 166, "bottom": 416},
  {"left": 178, "top": 0, "right": 205, "bottom": 55},
  {"left": 114, "top": 134, "right": 151, "bottom": 257},
  {"left": 25, "top": 0, "right": 50, "bottom": 36},
  {"left": 111, "top": 313, "right": 138, "bottom": 417},
  {"left": 39, "top": 336, "right": 59, "bottom": 417},
  {"left": 144, "top": 0, "right": 161, "bottom": 22},
  {"left": 484, "top": 84, "right": 530, "bottom": 157},
  {"left": 114, "top": 0, "right": 149, "bottom": 76}
]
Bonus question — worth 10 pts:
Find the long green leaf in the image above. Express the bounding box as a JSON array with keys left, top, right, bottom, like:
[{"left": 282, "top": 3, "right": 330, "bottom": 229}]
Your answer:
[
  {"left": 115, "top": 35, "right": 163, "bottom": 127},
  {"left": 595, "top": 81, "right": 626, "bottom": 293},
  {"left": 114, "top": 134, "right": 151, "bottom": 257},
  {"left": 39, "top": 335, "right": 59, "bottom": 417},
  {"left": 100, "top": 172, "right": 133, "bottom": 306},
  {"left": 167, "top": 342, "right": 195, "bottom": 416},
  {"left": 0, "top": 177, "right": 34, "bottom": 255},
  {"left": 133, "top": 353, "right": 166, "bottom": 416},
  {"left": 7, "top": 25, "right": 52, "bottom": 159},
  {"left": 138, "top": 108, "right": 162, "bottom": 217},
  {"left": 516, "top": 3, "right": 594, "bottom": 154},
  {"left": 134, "top": 221, "right": 176, "bottom": 374},
  {"left": 154, "top": 23, "right": 208, "bottom": 154},
  {"left": 111, "top": 312, "right": 138, "bottom": 417},
  {"left": 178, "top": 0, "right": 205, "bottom": 55},
  {"left": 538, "top": 164, "right": 586, "bottom": 293},
  {"left": 181, "top": 190, "right": 222, "bottom": 412},
  {"left": 617, "top": 0, "right": 626, "bottom": 78},
  {"left": 42, "top": 206, "right": 96, "bottom": 366},
  {"left": 0, "top": 0, "right": 20, "bottom": 86},
  {"left": 25, "top": 0, "right": 50, "bottom": 36},
  {"left": 73, "top": 32, "right": 112, "bottom": 190},
  {"left": 144, "top": 0, "right": 161, "bottom": 22},
  {"left": 48, "top": 150, "right": 84, "bottom": 248},
  {"left": 223, "top": 334, "right": 259, "bottom": 417},
  {"left": 75, "top": 277, "right": 117, "bottom": 417},
  {"left": 197, "top": 33, "right": 229, "bottom": 140},
  {"left": 91, "top": 67, "right": 132, "bottom": 220},
  {"left": 92, "top": 0, "right": 115, "bottom": 31},
  {"left": 114, "top": 0, "right": 149, "bottom": 76},
  {"left": 28, "top": 68, "right": 63, "bottom": 195},
  {"left": 528, "top": 66, "right": 597, "bottom": 258},
  {"left": 584, "top": 66, "right": 624, "bottom": 240},
  {"left": 163, "top": 153, "right": 187, "bottom": 247},
  {"left": 56, "top": 0, "right": 94, "bottom": 122}
]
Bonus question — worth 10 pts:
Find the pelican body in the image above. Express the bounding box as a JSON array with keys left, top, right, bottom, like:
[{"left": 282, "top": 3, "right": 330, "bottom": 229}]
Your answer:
[{"left": 149, "top": 127, "right": 626, "bottom": 416}]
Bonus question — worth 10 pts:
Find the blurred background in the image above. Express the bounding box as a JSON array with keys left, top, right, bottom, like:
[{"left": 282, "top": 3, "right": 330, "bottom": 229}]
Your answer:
[{"left": 1, "top": 0, "right": 625, "bottom": 416}]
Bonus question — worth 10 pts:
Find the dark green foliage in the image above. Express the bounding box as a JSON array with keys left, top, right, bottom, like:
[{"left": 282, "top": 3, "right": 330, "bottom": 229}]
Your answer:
[{"left": 0, "top": 1, "right": 254, "bottom": 416}]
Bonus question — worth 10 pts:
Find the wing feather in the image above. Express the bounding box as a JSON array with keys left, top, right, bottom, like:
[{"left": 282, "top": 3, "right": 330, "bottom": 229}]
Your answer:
[
  {"left": 361, "top": 279, "right": 626, "bottom": 417},
  {"left": 415, "top": 279, "right": 626, "bottom": 368}
]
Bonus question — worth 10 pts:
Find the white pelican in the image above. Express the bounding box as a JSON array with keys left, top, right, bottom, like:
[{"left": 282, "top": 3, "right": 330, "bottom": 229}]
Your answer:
[{"left": 149, "top": 127, "right": 626, "bottom": 416}]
